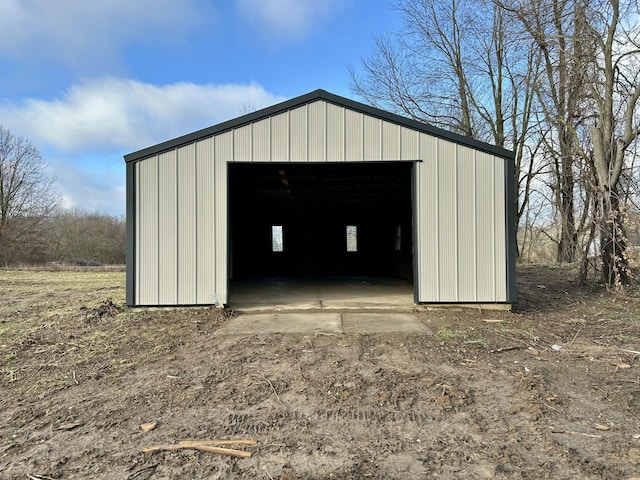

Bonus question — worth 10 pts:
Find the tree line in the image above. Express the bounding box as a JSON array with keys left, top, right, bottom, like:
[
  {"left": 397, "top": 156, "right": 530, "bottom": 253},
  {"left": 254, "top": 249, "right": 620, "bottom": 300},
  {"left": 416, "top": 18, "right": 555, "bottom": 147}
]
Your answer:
[
  {"left": 1, "top": 207, "right": 126, "bottom": 267},
  {"left": 351, "top": 0, "right": 640, "bottom": 286},
  {"left": 0, "top": 125, "right": 125, "bottom": 266}
]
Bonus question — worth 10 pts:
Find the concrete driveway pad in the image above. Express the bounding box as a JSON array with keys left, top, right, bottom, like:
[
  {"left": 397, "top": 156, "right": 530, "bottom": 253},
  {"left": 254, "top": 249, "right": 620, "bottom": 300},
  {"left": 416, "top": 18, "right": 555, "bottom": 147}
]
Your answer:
[
  {"left": 217, "top": 312, "right": 430, "bottom": 334},
  {"left": 342, "top": 313, "right": 431, "bottom": 334},
  {"left": 217, "top": 313, "right": 342, "bottom": 334}
]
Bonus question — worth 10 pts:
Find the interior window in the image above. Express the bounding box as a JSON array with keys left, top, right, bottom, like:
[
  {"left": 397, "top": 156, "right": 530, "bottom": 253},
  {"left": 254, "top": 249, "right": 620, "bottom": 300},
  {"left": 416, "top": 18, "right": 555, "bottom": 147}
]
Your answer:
[
  {"left": 272, "top": 225, "right": 283, "bottom": 252},
  {"left": 346, "top": 225, "right": 357, "bottom": 252}
]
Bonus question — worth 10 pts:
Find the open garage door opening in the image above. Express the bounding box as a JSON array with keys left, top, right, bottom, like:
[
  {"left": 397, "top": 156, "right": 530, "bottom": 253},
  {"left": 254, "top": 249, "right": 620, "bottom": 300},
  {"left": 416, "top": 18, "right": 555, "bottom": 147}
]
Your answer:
[{"left": 228, "top": 162, "right": 415, "bottom": 309}]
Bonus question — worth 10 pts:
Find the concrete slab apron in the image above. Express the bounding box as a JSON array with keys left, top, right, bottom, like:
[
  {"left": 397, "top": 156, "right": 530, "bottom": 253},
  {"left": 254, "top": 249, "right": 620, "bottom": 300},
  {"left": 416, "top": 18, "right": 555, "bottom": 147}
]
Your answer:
[
  {"left": 342, "top": 313, "right": 431, "bottom": 334},
  {"left": 217, "top": 313, "right": 431, "bottom": 335},
  {"left": 217, "top": 313, "right": 342, "bottom": 334}
]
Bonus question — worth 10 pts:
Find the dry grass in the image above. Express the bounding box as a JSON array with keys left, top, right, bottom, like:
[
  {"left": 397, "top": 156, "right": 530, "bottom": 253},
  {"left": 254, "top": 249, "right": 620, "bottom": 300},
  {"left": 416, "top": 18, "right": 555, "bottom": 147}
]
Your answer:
[
  {"left": 0, "top": 268, "right": 231, "bottom": 399},
  {"left": 1, "top": 265, "right": 639, "bottom": 479}
]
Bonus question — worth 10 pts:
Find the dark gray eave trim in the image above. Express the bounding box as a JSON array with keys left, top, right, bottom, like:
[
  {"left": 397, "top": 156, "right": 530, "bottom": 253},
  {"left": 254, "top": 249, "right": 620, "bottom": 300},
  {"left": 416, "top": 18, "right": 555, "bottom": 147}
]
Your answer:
[{"left": 124, "top": 89, "right": 514, "bottom": 164}]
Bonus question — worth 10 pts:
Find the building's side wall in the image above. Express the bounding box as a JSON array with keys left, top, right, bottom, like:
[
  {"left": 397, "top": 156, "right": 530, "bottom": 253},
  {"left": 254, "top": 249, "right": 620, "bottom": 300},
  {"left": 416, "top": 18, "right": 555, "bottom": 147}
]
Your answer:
[{"left": 131, "top": 98, "right": 512, "bottom": 306}]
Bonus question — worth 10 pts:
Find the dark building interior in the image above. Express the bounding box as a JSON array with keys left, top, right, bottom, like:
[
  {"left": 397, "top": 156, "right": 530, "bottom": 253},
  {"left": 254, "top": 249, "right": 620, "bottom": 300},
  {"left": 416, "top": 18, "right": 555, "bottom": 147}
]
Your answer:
[{"left": 228, "top": 162, "right": 414, "bottom": 281}]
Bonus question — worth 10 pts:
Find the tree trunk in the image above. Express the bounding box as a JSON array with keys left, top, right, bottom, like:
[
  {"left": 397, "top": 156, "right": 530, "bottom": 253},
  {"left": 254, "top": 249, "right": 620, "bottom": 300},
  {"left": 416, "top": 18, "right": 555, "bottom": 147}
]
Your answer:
[
  {"left": 599, "top": 187, "right": 631, "bottom": 286},
  {"left": 556, "top": 149, "right": 577, "bottom": 263}
]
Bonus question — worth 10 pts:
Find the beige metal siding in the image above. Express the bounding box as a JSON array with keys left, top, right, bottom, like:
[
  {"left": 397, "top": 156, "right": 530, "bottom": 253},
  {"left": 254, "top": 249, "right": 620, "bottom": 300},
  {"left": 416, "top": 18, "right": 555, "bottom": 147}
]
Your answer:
[
  {"left": 437, "top": 141, "right": 458, "bottom": 300},
  {"left": 136, "top": 156, "right": 158, "bottom": 305},
  {"left": 456, "top": 146, "right": 477, "bottom": 301},
  {"left": 271, "top": 112, "right": 289, "bottom": 161},
  {"left": 214, "top": 133, "right": 230, "bottom": 304},
  {"left": 289, "top": 105, "right": 308, "bottom": 161},
  {"left": 326, "top": 103, "right": 345, "bottom": 161},
  {"left": 308, "top": 101, "right": 326, "bottom": 161},
  {"left": 414, "top": 135, "right": 508, "bottom": 303},
  {"left": 234, "top": 125, "right": 252, "bottom": 161},
  {"left": 363, "top": 115, "right": 382, "bottom": 161},
  {"left": 158, "top": 151, "right": 177, "bottom": 304},
  {"left": 177, "top": 144, "right": 197, "bottom": 304},
  {"left": 345, "top": 109, "right": 363, "bottom": 161},
  {"left": 382, "top": 121, "right": 400, "bottom": 160},
  {"left": 415, "top": 134, "right": 439, "bottom": 300},
  {"left": 252, "top": 118, "right": 270, "bottom": 162},
  {"left": 476, "top": 151, "right": 497, "bottom": 301},
  {"left": 401, "top": 127, "right": 418, "bottom": 160},
  {"left": 196, "top": 137, "right": 216, "bottom": 303}
]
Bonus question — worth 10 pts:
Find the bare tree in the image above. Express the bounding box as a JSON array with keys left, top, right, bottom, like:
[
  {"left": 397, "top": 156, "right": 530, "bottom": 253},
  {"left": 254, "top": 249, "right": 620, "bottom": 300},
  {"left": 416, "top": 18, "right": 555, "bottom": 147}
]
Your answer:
[
  {"left": 350, "top": 0, "right": 542, "bottom": 256},
  {"left": 582, "top": 0, "right": 640, "bottom": 284},
  {"left": 505, "top": 0, "right": 640, "bottom": 284},
  {"left": 0, "top": 125, "right": 60, "bottom": 265},
  {"left": 500, "top": 0, "right": 599, "bottom": 263},
  {"left": 49, "top": 209, "right": 126, "bottom": 265}
]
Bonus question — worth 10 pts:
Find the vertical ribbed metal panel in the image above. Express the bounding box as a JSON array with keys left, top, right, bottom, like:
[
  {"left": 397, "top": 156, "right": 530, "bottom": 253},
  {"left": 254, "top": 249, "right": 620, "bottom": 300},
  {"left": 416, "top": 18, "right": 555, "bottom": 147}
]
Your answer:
[
  {"left": 456, "top": 146, "right": 477, "bottom": 301},
  {"left": 233, "top": 125, "right": 252, "bottom": 161},
  {"left": 382, "top": 121, "right": 400, "bottom": 160},
  {"left": 177, "top": 144, "right": 197, "bottom": 304},
  {"left": 289, "top": 105, "right": 308, "bottom": 161},
  {"left": 326, "top": 103, "right": 345, "bottom": 161},
  {"left": 437, "top": 141, "right": 458, "bottom": 301},
  {"left": 363, "top": 115, "right": 382, "bottom": 160},
  {"left": 476, "top": 151, "right": 496, "bottom": 301},
  {"left": 214, "top": 132, "right": 231, "bottom": 305},
  {"left": 252, "top": 118, "right": 270, "bottom": 162},
  {"left": 158, "top": 150, "right": 178, "bottom": 304},
  {"left": 401, "top": 127, "right": 418, "bottom": 160},
  {"left": 345, "top": 109, "right": 363, "bottom": 161},
  {"left": 196, "top": 137, "right": 215, "bottom": 303},
  {"left": 271, "top": 112, "right": 289, "bottom": 161},
  {"left": 415, "top": 134, "right": 439, "bottom": 302},
  {"left": 493, "top": 158, "right": 507, "bottom": 301},
  {"left": 136, "top": 157, "right": 158, "bottom": 305},
  {"left": 308, "top": 101, "right": 326, "bottom": 161}
]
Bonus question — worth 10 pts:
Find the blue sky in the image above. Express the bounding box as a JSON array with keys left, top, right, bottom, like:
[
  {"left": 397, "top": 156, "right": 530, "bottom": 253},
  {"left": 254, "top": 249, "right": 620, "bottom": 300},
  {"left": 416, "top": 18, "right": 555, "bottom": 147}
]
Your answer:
[{"left": 0, "top": 0, "right": 402, "bottom": 216}]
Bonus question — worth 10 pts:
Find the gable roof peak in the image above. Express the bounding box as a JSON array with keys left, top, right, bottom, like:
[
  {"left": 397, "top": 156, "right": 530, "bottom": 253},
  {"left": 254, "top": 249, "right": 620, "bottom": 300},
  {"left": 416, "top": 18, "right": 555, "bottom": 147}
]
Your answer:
[{"left": 124, "top": 88, "right": 513, "bottom": 163}]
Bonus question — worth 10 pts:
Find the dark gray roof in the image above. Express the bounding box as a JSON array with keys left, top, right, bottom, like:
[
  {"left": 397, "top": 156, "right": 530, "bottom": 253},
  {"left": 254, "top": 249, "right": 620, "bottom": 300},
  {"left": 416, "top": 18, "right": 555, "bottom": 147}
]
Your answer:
[{"left": 124, "top": 89, "right": 514, "bottom": 163}]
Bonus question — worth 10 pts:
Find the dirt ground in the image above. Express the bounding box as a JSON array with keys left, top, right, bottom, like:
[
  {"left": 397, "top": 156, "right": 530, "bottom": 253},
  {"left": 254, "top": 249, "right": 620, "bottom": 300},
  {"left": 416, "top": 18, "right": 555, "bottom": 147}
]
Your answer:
[{"left": 1, "top": 265, "right": 639, "bottom": 479}]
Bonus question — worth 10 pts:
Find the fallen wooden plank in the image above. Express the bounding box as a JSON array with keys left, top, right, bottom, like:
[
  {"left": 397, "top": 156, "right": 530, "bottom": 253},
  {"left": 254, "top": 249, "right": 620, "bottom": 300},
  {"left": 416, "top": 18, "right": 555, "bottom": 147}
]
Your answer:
[{"left": 142, "top": 439, "right": 255, "bottom": 458}]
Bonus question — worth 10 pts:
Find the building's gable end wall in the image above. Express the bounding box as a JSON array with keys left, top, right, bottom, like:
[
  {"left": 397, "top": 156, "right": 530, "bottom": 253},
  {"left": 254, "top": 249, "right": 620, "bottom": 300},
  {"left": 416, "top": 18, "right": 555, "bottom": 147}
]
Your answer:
[{"left": 130, "top": 97, "right": 513, "bottom": 306}]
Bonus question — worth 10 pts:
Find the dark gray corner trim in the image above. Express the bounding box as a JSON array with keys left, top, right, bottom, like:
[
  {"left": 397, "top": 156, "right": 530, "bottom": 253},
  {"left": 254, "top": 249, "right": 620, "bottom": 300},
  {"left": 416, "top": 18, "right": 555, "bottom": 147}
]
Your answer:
[
  {"left": 124, "top": 89, "right": 515, "bottom": 163},
  {"left": 125, "top": 162, "right": 136, "bottom": 306},
  {"left": 505, "top": 155, "right": 517, "bottom": 303}
]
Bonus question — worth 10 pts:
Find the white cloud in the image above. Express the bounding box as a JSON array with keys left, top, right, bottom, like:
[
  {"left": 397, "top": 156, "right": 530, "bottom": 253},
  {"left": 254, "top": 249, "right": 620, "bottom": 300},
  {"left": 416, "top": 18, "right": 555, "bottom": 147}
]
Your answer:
[
  {"left": 0, "top": 77, "right": 285, "bottom": 152},
  {"left": 0, "top": 0, "right": 212, "bottom": 65},
  {"left": 53, "top": 161, "right": 126, "bottom": 215},
  {"left": 0, "top": 77, "right": 285, "bottom": 215},
  {"left": 236, "top": 0, "right": 347, "bottom": 40}
]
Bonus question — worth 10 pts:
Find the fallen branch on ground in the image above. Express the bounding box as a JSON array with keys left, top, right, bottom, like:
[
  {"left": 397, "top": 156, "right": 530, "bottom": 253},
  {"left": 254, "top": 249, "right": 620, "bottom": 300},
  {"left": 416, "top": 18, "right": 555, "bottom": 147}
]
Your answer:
[
  {"left": 548, "top": 427, "right": 602, "bottom": 438},
  {"left": 490, "top": 346, "right": 524, "bottom": 354},
  {"left": 142, "top": 439, "right": 256, "bottom": 458},
  {"left": 617, "top": 347, "right": 640, "bottom": 355}
]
